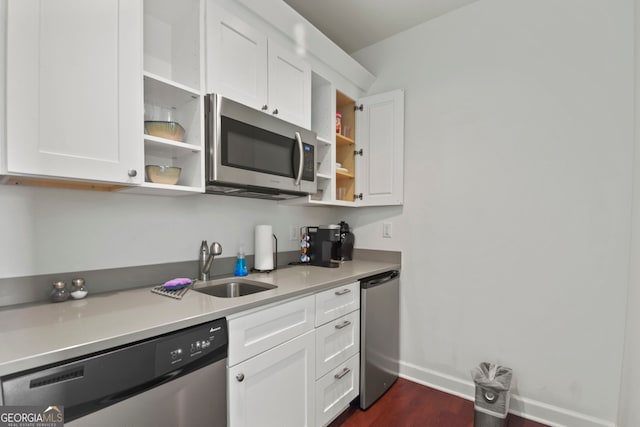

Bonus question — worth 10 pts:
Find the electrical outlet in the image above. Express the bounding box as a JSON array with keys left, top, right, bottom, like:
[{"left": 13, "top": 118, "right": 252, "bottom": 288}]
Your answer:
[
  {"left": 290, "top": 225, "right": 299, "bottom": 241},
  {"left": 383, "top": 222, "right": 393, "bottom": 238}
]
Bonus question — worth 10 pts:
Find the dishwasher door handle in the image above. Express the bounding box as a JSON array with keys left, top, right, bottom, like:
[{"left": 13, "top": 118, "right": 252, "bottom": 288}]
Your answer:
[{"left": 365, "top": 271, "right": 399, "bottom": 287}]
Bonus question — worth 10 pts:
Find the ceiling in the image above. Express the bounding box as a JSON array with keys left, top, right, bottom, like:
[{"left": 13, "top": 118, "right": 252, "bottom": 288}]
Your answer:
[{"left": 282, "top": 0, "right": 480, "bottom": 54}]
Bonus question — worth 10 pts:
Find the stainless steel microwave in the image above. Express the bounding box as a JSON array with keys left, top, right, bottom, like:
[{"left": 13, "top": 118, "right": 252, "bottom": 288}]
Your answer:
[{"left": 204, "top": 94, "right": 317, "bottom": 200}]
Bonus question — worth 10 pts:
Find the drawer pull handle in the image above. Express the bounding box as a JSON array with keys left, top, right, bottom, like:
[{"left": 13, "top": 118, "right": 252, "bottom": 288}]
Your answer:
[
  {"left": 334, "top": 367, "right": 351, "bottom": 380},
  {"left": 335, "top": 289, "right": 351, "bottom": 296},
  {"left": 335, "top": 320, "right": 351, "bottom": 330},
  {"left": 236, "top": 373, "right": 245, "bottom": 382}
]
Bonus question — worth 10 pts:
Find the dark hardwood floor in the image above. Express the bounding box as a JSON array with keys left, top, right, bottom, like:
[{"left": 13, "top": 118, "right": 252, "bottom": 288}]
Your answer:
[{"left": 329, "top": 378, "right": 549, "bottom": 427}]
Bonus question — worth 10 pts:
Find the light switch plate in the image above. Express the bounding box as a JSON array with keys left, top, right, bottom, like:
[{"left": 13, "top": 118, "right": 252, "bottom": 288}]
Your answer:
[
  {"left": 290, "top": 225, "right": 299, "bottom": 241},
  {"left": 383, "top": 222, "right": 392, "bottom": 238}
]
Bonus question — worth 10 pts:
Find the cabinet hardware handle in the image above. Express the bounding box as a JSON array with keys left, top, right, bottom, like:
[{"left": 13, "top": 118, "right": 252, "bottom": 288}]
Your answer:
[
  {"left": 334, "top": 367, "right": 351, "bottom": 380},
  {"left": 354, "top": 104, "right": 363, "bottom": 112},
  {"left": 261, "top": 104, "right": 268, "bottom": 111},
  {"left": 127, "top": 169, "right": 137, "bottom": 177},
  {"left": 335, "top": 320, "right": 351, "bottom": 330},
  {"left": 354, "top": 149, "right": 363, "bottom": 156},
  {"left": 353, "top": 193, "right": 363, "bottom": 201},
  {"left": 335, "top": 289, "right": 351, "bottom": 296},
  {"left": 236, "top": 373, "right": 245, "bottom": 382},
  {"left": 272, "top": 108, "right": 279, "bottom": 115}
]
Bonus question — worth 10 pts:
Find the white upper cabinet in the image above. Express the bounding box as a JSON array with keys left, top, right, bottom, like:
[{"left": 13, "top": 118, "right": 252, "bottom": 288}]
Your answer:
[
  {"left": 287, "top": 86, "right": 404, "bottom": 207},
  {"left": 135, "top": 0, "right": 206, "bottom": 195},
  {"left": 5, "top": 0, "right": 143, "bottom": 184},
  {"left": 206, "top": 2, "right": 267, "bottom": 111},
  {"left": 267, "top": 41, "right": 311, "bottom": 128},
  {"left": 205, "top": 1, "right": 311, "bottom": 129},
  {"left": 355, "top": 89, "right": 405, "bottom": 206}
]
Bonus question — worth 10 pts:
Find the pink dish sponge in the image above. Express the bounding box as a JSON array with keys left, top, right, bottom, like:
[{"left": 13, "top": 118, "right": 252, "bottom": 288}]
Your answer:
[{"left": 163, "top": 278, "right": 193, "bottom": 290}]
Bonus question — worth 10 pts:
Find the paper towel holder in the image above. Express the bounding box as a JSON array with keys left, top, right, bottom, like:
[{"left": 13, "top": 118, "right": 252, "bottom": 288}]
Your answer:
[{"left": 252, "top": 233, "right": 277, "bottom": 273}]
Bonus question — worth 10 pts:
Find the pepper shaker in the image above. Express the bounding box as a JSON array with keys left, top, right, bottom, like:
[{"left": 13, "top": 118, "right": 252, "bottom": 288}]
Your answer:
[{"left": 50, "top": 281, "right": 69, "bottom": 303}]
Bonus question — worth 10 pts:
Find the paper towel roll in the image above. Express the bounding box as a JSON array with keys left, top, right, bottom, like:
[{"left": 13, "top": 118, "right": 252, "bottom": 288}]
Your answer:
[{"left": 254, "top": 225, "right": 274, "bottom": 271}]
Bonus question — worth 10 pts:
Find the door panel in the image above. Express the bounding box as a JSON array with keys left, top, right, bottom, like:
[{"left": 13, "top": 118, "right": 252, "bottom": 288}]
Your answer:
[
  {"left": 355, "top": 90, "right": 404, "bottom": 206},
  {"left": 206, "top": 2, "right": 267, "bottom": 110},
  {"left": 6, "top": 0, "right": 142, "bottom": 183},
  {"left": 228, "top": 330, "right": 315, "bottom": 427}
]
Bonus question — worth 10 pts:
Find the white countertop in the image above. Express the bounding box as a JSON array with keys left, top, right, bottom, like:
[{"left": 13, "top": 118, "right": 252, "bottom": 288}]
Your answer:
[{"left": 0, "top": 260, "right": 399, "bottom": 376}]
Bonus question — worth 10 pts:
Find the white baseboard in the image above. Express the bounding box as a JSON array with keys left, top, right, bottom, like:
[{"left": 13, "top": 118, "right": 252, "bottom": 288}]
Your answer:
[{"left": 399, "top": 361, "right": 616, "bottom": 427}]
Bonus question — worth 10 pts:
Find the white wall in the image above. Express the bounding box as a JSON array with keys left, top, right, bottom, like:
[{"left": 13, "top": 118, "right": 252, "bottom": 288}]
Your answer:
[
  {"left": 617, "top": 1, "right": 640, "bottom": 425},
  {"left": 349, "top": 0, "right": 634, "bottom": 425},
  {"left": 0, "top": 185, "right": 335, "bottom": 277}
]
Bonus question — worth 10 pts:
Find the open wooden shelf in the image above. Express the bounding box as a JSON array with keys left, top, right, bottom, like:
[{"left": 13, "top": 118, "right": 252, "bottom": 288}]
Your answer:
[
  {"left": 336, "top": 170, "right": 354, "bottom": 179},
  {"left": 336, "top": 133, "right": 355, "bottom": 146}
]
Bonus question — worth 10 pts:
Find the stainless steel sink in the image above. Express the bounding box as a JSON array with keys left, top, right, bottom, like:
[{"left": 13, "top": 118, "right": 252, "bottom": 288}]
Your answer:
[{"left": 194, "top": 279, "right": 277, "bottom": 298}]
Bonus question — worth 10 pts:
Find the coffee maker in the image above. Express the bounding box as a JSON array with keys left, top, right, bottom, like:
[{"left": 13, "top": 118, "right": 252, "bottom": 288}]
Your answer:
[
  {"left": 333, "top": 221, "right": 355, "bottom": 261},
  {"left": 306, "top": 225, "right": 340, "bottom": 268}
]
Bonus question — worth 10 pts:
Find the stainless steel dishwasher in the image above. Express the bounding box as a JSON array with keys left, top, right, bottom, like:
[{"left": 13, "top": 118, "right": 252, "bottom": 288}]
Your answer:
[
  {"left": 0, "top": 318, "right": 228, "bottom": 427},
  {"left": 360, "top": 270, "right": 400, "bottom": 410}
]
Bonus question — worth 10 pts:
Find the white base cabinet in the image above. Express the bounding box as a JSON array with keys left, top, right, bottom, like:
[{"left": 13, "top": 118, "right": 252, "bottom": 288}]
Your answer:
[
  {"left": 227, "top": 296, "right": 316, "bottom": 427},
  {"left": 314, "top": 282, "right": 361, "bottom": 426},
  {"left": 228, "top": 330, "right": 316, "bottom": 427},
  {"left": 227, "top": 283, "right": 362, "bottom": 427}
]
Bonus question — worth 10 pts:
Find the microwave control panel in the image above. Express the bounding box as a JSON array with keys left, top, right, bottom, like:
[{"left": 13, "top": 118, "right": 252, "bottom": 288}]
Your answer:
[{"left": 302, "top": 143, "right": 315, "bottom": 181}]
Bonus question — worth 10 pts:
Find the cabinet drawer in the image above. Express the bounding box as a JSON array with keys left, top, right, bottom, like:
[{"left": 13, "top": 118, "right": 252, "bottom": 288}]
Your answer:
[
  {"left": 315, "top": 310, "right": 359, "bottom": 379},
  {"left": 315, "top": 282, "right": 360, "bottom": 326},
  {"left": 315, "top": 353, "right": 360, "bottom": 427},
  {"left": 228, "top": 295, "right": 315, "bottom": 366}
]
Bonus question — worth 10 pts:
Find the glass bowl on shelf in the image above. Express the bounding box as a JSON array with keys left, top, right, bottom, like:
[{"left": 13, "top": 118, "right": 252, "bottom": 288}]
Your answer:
[
  {"left": 144, "top": 121, "right": 186, "bottom": 142},
  {"left": 145, "top": 165, "right": 182, "bottom": 185}
]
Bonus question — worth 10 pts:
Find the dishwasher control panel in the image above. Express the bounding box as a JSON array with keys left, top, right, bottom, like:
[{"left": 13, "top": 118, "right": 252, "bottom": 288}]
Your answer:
[{"left": 155, "top": 318, "right": 227, "bottom": 376}]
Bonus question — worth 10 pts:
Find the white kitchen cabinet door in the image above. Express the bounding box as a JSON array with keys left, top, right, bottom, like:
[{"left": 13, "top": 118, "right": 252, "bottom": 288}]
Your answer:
[
  {"left": 6, "top": 0, "right": 143, "bottom": 184},
  {"left": 206, "top": 1, "right": 268, "bottom": 111},
  {"left": 267, "top": 41, "right": 311, "bottom": 129},
  {"left": 355, "top": 89, "right": 405, "bottom": 206},
  {"left": 228, "top": 330, "right": 316, "bottom": 427}
]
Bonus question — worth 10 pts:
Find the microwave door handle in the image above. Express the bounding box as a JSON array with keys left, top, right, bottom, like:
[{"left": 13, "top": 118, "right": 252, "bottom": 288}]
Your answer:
[
  {"left": 294, "top": 131, "right": 303, "bottom": 186},
  {"left": 206, "top": 94, "right": 217, "bottom": 182}
]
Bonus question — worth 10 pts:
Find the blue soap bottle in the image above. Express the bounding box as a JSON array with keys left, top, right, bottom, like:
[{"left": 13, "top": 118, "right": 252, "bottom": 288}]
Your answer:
[{"left": 234, "top": 247, "right": 248, "bottom": 276}]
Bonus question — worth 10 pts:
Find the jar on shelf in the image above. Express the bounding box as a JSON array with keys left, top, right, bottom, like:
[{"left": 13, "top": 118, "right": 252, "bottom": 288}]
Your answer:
[
  {"left": 336, "top": 112, "right": 342, "bottom": 135},
  {"left": 71, "top": 278, "right": 88, "bottom": 299},
  {"left": 50, "top": 281, "right": 69, "bottom": 303}
]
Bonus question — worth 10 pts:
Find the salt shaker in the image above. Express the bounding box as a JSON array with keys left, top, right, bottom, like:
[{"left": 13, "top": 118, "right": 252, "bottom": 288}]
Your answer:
[
  {"left": 71, "top": 278, "right": 88, "bottom": 299},
  {"left": 50, "top": 281, "right": 69, "bottom": 303}
]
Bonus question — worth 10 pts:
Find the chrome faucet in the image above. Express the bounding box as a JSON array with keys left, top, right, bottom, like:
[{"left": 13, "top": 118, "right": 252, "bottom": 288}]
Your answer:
[{"left": 200, "top": 241, "right": 223, "bottom": 281}]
